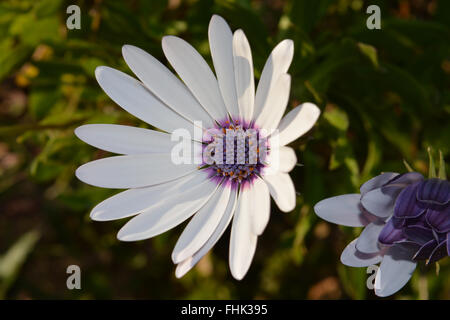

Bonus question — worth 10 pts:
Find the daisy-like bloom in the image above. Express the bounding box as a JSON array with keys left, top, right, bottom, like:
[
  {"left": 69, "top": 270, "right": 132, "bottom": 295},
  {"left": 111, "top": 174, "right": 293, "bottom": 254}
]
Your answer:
[
  {"left": 314, "top": 172, "right": 449, "bottom": 297},
  {"left": 75, "top": 15, "right": 320, "bottom": 280}
]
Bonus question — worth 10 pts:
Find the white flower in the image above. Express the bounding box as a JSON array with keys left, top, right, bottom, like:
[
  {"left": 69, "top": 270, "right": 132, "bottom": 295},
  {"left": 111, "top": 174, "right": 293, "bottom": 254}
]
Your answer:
[{"left": 75, "top": 15, "right": 320, "bottom": 280}]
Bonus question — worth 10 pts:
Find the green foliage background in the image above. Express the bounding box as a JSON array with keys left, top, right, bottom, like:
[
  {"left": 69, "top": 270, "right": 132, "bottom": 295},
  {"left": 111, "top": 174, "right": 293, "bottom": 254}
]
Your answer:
[{"left": 0, "top": 0, "right": 449, "bottom": 299}]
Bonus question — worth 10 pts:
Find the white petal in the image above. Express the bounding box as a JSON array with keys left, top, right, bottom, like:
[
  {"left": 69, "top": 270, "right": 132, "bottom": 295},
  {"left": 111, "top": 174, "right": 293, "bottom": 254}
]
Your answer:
[
  {"left": 249, "top": 178, "right": 271, "bottom": 235},
  {"left": 360, "top": 172, "right": 399, "bottom": 195},
  {"left": 340, "top": 238, "right": 383, "bottom": 267},
  {"left": 75, "top": 154, "right": 197, "bottom": 189},
  {"left": 172, "top": 184, "right": 231, "bottom": 263},
  {"left": 229, "top": 189, "right": 258, "bottom": 280},
  {"left": 314, "top": 194, "right": 371, "bottom": 227},
  {"left": 90, "top": 171, "right": 206, "bottom": 221},
  {"left": 233, "top": 30, "right": 254, "bottom": 122},
  {"left": 255, "top": 74, "right": 291, "bottom": 130},
  {"left": 263, "top": 146, "right": 297, "bottom": 174},
  {"left": 117, "top": 176, "right": 219, "bottom": 241},
  {"left": 356, "top": 222, "right": 384, "bottom": 254},
  {"left": 254, "top": 39, "right": 294, "bottom": 120},
  {"left": 162, "top": 36, "right": 228, "bottom": 121},
  {"left": 263, "top": 172, "right": 296, "bottom": 212},
  {"left": 208, "top": 15, "right": 240, "bottom": 118},
  {"left": 360, "top": 185, "right": 400, "bottom": 218},
  {"left": 277, "top": 146, "right": 297, "bottom": 173},
  {"left": 95, "top": 66, "right": 194, "bottom": 134},
  {"left": 75, "top": 124, "right": 200, "bottom": 155},
  {"left": 175, "top": 188, "right": 237, "bottom": 278},
  {"left": 271, "top": 102, "right": 321, "bottom": 146},
  {"left": 121, "top": 45, "right": 214, "bottom": 128},
  {"left": 374, "top": 244, "right": 417, "bottom": 297}
]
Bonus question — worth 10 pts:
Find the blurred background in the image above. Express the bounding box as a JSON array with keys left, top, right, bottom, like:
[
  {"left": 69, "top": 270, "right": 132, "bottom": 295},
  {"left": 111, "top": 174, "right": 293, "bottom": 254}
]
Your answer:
[{"left": 0, "top": 0, "right": 449, "bottom": 299}]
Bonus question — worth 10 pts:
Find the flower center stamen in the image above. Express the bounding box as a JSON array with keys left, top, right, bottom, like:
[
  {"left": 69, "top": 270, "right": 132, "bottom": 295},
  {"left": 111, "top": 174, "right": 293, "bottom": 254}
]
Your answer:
[{"left": 203, "top": 119, "right": 268, "bottom": 185}]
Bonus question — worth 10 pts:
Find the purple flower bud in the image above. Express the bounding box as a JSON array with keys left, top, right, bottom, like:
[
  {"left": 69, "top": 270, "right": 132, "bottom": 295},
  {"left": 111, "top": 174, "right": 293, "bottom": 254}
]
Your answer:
[{"left": 378, "top": 178, "right": 450, "bottom": 263}]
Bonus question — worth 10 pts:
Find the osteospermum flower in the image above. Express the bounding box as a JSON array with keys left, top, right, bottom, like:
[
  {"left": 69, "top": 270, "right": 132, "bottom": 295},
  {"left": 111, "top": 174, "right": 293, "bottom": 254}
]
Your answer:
[
  {"left": 75, "top": 15, "right": 320, "bottom": 280},
  {"left": 315, "top": 171, "right": 448, "bottom": 296},
  {"left": 379, "top": 178, "right": 449, "bottom": 263}
]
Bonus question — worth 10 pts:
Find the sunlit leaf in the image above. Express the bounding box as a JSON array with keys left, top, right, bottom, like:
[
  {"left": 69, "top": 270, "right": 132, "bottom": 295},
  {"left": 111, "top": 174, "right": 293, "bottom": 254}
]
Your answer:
[
  {"left": 0, "top": 230, "right": 40, "bottom": 298},
  {"left": 357, "top": 42, "right": 379, "bottom": 69}
]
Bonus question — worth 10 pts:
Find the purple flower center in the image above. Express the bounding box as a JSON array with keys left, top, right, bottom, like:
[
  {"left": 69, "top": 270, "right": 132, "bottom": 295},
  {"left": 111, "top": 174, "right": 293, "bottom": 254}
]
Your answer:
[
  {"left": 202, "top": 119, "right": 269, "bottom": 186},
  {"left": 378, "top": 178, "right": 450, "bottom": 263}
]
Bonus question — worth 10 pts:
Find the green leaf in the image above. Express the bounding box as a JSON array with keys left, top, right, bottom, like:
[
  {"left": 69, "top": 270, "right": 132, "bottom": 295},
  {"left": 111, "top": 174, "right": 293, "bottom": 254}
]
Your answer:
[
  {"left": 0, "top": 230, "right": 40, "bottom": 298},
  {"left": 382, "top": 63, "right": 430, "bottom": 112},
  {"left": 0, "top": 39, "right": 32, "bottom": 81},
  {"left": 33, "top": 0, "right": 62, "bottom": 17},
  {"left": 29, "top": 89, "right": 61, "bottom": 120},
  {"left": 438, "top": 150, "right": 447, "bottom": 180},
  {"left": 427, "top": 147, "right": 436, "bottom": 179},
  {"left": 9, "top": 15, "right": 60, "bottom": 45},
  {"left": 337, "top": 264, "right": 367, "bottom": 299},
  {"left": 304, "top": 81, "right": 322, "bottom": 104},
  {"left": 361, "top": 135, "right": 382, "bottom": 180},
  {"left": 323, "top": 108, "right": 349, "bottom": 131},
  {"left": 357, "top": 42, "right": 379, "bottom": 68},
  {"left": 403, "top": 159, "right": 414, "bottom": 172}
]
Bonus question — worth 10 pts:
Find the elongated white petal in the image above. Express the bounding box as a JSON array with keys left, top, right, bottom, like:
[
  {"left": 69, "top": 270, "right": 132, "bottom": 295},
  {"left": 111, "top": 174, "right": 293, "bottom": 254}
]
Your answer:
[
  {"left": 172, "top": 184, "right": 231, "bottom": 263},
  {"left": 254, "top": 40, "right": 294, "bottom": 120},
  {"left": 271, "top": 103, "right": 321, "bottom": 146},
  {"left": 233, "top": 30, "right": 254, "bottom": 122},
  {"left": 122, "top": 45, "right": 214, "bottom": 128},
  {"left": 75, "top": 124, "right": 199, "bottom": 155},
  {"left": 278, "top": 146, "right": 297, "bottom": 172},
  {"left": 175, "top": 188, "right": 237, "bottom": 278},
  {"left": 264, "top": 146, "right": 297, "bottom": 174},
  {"left": 95, "top": 66, "right": 194, "bottom": 134},
  {"left": 162, "top": 36, "right": 228, "bottom": 121},
  {"left": 374, "top": 244, "right": 417, "bottom": 297},
  {"left": 229, "top": 189, "right": 257, "bottom": 280},
  {"left": 117, "top": 177, "right": 219, "bottom": 241},
  {"left": 340, "top": 238, "right": 383, "bottom": 267},
  {"left": 360, "top": 172, "right": 399, "bottom": 195},
  {"left": 249, "top": 178, "right": 271, "bottom": 235},
  {"left": 255, "top": 74, "right": 291, "bottom": 130},
  {"left": 90, "top": 171, "right": 207, "bottom": 221},
  {"left": 356, "top": 222, "right": 384, "bottom": 254},
  {"left": 208, "top": 15, "right": 240, "bottom": 118},
  {"left": 263, "top": 172, "right": 296, "bottom": 212},
  {"left": 75, "top": 154, "right": 197, "bottom": 189},
  {"left": 314, "top": 194, "right": 371, "bottom": 227}
]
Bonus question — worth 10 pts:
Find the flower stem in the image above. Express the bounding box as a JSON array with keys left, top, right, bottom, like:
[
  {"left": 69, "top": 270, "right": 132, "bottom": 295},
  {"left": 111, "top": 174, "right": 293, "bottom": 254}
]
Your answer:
[{"left": 418, "top": 264, "right": 429, "bottom": 300}]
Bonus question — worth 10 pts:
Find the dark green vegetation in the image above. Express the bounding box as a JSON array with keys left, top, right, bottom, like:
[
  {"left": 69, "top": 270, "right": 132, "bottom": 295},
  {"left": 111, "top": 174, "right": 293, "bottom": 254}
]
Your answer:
[{"left": 0, "top": 0, "right": 448, "bottom": 299}]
